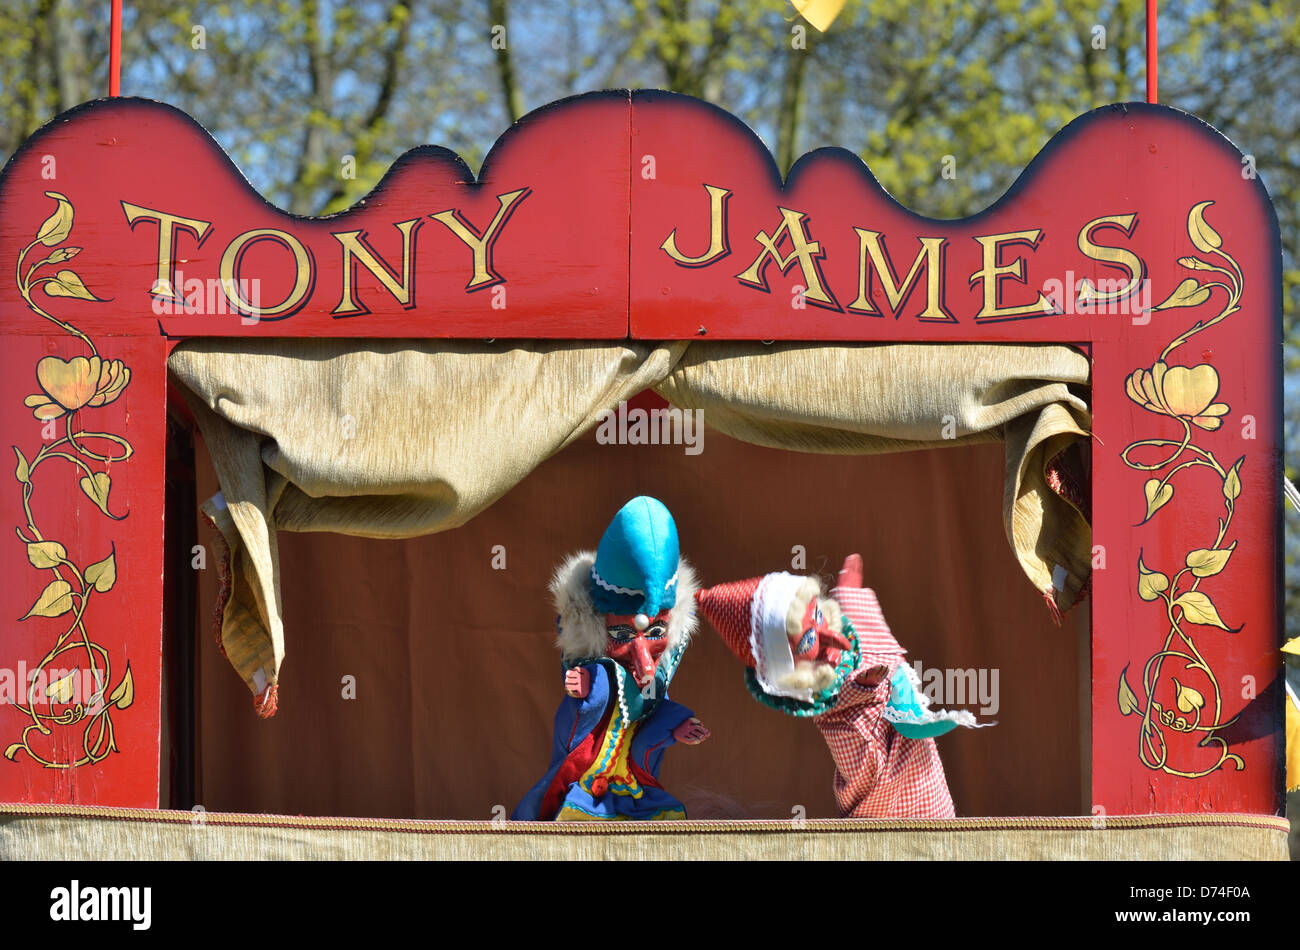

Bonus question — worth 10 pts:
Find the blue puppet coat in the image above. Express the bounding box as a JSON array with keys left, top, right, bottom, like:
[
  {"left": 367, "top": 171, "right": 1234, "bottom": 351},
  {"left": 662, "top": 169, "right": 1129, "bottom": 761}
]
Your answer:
[{"left": 512, "top": 656, "right": 694, "bottom": 821}]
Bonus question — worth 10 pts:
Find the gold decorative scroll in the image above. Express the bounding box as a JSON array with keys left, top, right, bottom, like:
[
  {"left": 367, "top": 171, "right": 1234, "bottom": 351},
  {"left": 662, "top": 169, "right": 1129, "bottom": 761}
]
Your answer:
[
  {"left": 1117, "top": 201, "right": 1245, "bottom": 779},
  {"left": 5, "top": 192, "right": 135, "bottom": 769}
]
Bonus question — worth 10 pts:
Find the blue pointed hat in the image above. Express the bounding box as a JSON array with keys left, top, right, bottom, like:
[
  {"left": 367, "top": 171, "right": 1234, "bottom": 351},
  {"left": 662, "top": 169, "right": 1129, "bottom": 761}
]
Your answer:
[{"left": 590, "top": 496, "right": 680, "bottom": 617}]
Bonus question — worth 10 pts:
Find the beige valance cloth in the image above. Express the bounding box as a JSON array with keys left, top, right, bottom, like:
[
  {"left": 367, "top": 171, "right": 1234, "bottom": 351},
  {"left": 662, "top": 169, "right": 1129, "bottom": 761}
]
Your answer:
[
  {"left": 3, "top": 806, "right": 1288, "bottom": 861},
  {"left": 167, "top": 340, "right": 1092, "bottom": 709}
]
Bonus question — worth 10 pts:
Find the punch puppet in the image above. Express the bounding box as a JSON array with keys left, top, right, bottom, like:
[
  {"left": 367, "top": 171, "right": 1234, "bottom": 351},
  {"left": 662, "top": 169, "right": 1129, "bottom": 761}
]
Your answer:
[
  {"left": 695, "top": 554, "right": 987, "bottom": 818},
  {"left": 513, "top": 497, "right": 709, "bottom": 821}
]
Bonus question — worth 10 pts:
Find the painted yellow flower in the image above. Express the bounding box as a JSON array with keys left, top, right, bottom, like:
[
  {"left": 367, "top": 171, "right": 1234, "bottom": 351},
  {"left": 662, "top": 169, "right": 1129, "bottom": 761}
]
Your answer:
[
  {"left": 1124, "top": 361, "right": 1229, "bottom": 431},
  {"left": 24, "top": 355, "right": 130, "bottom": 420}
]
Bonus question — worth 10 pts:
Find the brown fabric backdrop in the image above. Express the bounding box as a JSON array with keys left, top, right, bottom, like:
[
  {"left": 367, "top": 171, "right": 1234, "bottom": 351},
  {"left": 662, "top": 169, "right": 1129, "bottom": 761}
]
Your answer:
[
  {"left": 168, "top": 339, "right": 1091, "bottom": 708},
  {"left": 187, "top": 421, "right": 1089, "bottom": 820}
]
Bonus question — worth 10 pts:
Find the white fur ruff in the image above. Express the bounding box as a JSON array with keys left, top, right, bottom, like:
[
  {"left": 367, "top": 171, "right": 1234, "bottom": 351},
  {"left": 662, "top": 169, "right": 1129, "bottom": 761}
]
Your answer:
[{"left": 550, "top": 550, "right": 699, "bottom": 667}]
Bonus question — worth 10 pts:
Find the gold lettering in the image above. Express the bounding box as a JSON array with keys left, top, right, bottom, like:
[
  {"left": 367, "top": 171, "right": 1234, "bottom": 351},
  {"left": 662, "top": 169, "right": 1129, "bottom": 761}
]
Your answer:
[
  {"left": 735, "top": 207, "right": 835, "bottom": 307},
  {"left": 661, "top": 184, "right": 731, "bottom": 266},
  {"left": 120, "top": 201, "right": 212, "bottom": 303},
  {"left": 218, "top": 228, "right": 313, "bottom": 318},
  {"left": 331, "top": 218, "right": 423, "bottom": 315},
  {"left": 429, "top": 188, "right": 530, "bottom": 290},
  {"left": 968, "top": 229, "right": 1051, "bottom": 320},
  {"left": 848, "top": 230, "right": 952, "bottom": 321},
  {"left": 1076, "top": 213, "right": 1143, "bottom": 305}
]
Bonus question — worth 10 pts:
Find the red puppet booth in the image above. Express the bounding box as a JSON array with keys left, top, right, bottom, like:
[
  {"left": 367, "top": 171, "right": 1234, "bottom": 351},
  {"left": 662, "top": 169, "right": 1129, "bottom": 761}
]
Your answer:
[{"left": 0, "top": 87, "right": 1288, "bottom": 859}]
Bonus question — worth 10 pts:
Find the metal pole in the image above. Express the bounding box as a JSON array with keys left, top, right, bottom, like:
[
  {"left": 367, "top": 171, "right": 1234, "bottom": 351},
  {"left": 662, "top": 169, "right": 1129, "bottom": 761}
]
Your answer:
[
  {"left": 1146, "top": 0, "right": 1157, "bottom": 103},
  {"left": 109, "top": 0, "right": 122, "bottom": 96}
]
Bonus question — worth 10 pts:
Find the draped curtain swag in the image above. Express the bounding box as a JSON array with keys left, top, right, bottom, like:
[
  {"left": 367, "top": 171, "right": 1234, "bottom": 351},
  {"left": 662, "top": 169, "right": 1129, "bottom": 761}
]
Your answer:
[{"left": 166, "top": 340, "right": 1092, "bottom": 712}]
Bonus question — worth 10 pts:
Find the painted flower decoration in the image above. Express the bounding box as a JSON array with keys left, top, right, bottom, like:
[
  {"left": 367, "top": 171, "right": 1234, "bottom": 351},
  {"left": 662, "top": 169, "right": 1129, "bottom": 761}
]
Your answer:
[
  {"left": 24, "top": 355, "right": 130, "bottom": 420},
  {"left": 1124, "top": 361, "right": 1229, "bottom": 431}
]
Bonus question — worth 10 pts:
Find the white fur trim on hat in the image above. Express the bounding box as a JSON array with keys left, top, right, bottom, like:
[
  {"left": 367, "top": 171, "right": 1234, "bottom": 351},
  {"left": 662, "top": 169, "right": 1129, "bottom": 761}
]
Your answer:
[
  {"left": 750, "top": 572, "right": 812, "bottom": 703},
  {"left": 551, "top": 551, "right": 698, "bottom": 666}
]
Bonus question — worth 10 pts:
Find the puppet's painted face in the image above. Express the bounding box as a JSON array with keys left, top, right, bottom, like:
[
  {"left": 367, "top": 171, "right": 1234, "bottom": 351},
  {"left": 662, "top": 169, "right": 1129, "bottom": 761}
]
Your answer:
[
  {"left": 794, "top": 598, "right": 843, "bottom": 667},
  {"left": 605, "top": 610, "right": 671, "bottom": 688}
]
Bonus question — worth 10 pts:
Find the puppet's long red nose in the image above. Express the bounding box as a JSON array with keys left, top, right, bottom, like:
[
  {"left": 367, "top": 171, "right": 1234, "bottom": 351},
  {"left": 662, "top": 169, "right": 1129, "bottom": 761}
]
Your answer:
[{"left": 631, "top": 639, "right": 656, "bottom": 686}]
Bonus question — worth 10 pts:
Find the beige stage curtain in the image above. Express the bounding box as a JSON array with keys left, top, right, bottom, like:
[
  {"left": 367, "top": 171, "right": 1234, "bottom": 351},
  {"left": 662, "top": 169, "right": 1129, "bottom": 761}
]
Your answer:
[{"left": 167, "top": 339, "right": 1091, "bottom": 707}]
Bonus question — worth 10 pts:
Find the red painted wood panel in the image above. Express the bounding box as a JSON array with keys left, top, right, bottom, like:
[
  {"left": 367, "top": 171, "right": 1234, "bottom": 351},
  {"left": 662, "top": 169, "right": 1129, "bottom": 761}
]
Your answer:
[
  {"left": 0, "top": 95, "right": 632, "bottom": 340},
  {"left": 628, "top": 95, "right": 1268, "bottom": 346},
  {"left": 627, "top": 94, "right": 1284, "bottom": 815},
  {"left": 0, "top": 330, "right": 165, "bottom": 807},
  {"left": 1079, "top": 113, "right": 1283, "bottom": 817},
  {"left": 0, "top": 91, "right": 1283, "bottom": 816}
]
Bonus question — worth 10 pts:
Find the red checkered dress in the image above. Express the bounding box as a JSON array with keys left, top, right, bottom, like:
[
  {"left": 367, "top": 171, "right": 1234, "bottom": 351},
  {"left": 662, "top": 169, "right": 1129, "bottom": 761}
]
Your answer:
[{"left": 815, "top": 586, "right": 956, "bottom": 819}]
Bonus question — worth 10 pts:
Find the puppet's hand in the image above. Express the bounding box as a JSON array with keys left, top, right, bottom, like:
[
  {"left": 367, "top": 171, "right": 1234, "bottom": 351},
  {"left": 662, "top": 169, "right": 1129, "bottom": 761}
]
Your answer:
[
  {"left": 854, "top": 664, "right": 890, "bottom": 689},
  {"left": 838, "top": 553, "right": 864, "bottom": 588},
  {"left": 672, "top": 717, "right": 711, "bottom": 745},
  {"left": 564, "top": 667, "right": 591, "bottom": 699},
  {"left": 834, "top": 552, "right": 889, "bottom": 643}
]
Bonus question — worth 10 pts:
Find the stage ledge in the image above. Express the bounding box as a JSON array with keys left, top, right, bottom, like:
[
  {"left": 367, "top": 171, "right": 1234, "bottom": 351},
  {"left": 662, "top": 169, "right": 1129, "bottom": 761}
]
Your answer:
[{"left": 0, "top": 804, "right": 1288, "bottom": 860}]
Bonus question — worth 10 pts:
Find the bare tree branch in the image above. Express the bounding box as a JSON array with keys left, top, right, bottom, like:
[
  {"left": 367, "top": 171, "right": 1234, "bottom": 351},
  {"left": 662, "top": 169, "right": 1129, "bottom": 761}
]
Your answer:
[{"left": 489, "top": 0, "right": 525, "bottom": 122}]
